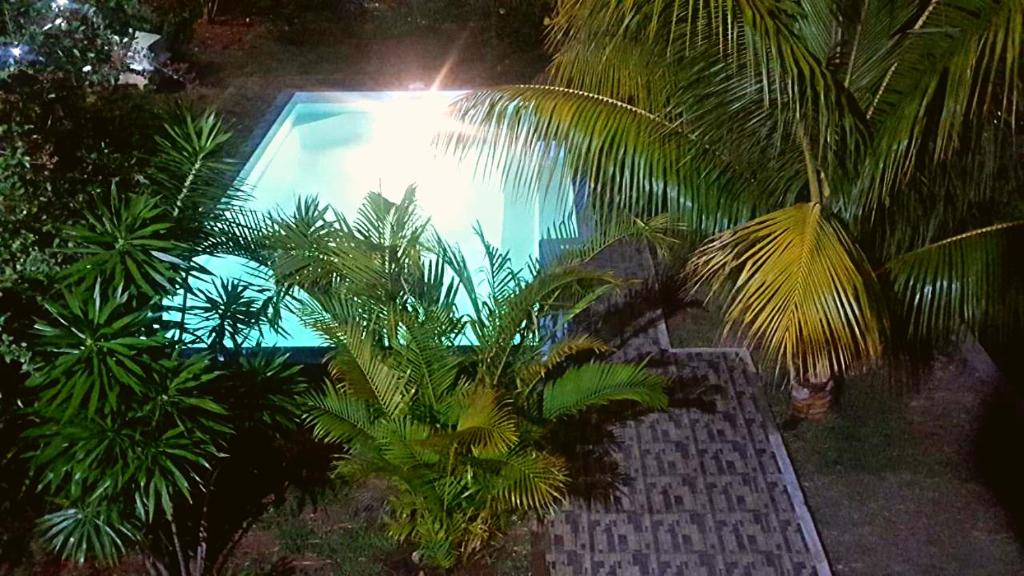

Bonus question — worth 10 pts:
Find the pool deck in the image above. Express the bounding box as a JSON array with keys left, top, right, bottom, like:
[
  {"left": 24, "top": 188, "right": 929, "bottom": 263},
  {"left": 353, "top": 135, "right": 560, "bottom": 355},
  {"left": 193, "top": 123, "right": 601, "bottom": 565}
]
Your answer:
[{"left": 543, "top": 242, "right": 831, "bottom": 576}]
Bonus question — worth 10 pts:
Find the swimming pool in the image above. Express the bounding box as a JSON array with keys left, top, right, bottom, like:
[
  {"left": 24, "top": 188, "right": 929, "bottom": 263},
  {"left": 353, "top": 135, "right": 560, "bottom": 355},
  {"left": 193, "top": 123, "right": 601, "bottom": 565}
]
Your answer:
[{"left": 192, "top": 91, "right": 576, "bottom": 347}]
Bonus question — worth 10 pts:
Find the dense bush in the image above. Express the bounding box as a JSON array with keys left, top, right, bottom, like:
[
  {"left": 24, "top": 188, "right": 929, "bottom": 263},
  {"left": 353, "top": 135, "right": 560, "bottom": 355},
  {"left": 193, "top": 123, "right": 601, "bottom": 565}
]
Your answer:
[
  {"left": 2, "top": 4, "right": 154, "bottom": 566},
  {"left": 1, "top": 6, "right": 331, "bottom": 572},
  {"left": 20, "top": 110, "right": 328, "bottom": 575},
  {"left": 446, "top": 0, "right": 1024, "bottom": 419},
  {"left": 1, "top": 0, "right": 155, "bottom": 365},
  {"left": 1, "top": 0, "right": 133, "bottom": 83}
]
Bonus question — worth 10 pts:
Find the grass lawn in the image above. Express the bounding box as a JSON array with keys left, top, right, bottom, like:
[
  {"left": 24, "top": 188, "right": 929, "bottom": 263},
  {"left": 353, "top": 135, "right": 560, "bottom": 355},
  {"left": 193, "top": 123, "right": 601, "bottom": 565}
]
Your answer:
[{"left": 666, "top": 305, "right": 1024, "bottom": 576}]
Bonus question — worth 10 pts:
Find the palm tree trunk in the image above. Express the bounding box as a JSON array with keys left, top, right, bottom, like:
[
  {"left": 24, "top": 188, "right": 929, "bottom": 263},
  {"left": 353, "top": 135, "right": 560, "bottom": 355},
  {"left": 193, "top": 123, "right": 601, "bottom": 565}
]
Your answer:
[{"left": 789, "top": 374, "right": 834, "bottom": 421}]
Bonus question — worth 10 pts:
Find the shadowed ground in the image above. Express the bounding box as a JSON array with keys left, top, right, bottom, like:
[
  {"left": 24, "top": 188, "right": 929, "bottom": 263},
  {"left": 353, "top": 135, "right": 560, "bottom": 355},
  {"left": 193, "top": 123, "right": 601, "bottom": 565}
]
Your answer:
[{"left": 542, "top": 242, "right": 830, "bottom": 576}]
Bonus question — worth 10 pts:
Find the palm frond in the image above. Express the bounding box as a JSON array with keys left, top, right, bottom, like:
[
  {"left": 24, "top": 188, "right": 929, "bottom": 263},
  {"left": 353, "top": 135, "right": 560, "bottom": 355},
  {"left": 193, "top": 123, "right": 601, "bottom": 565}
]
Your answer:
[
  {"left": 305, "top": 386, "right": 376, "bottom": 444},
  {"left": 549, "top": 212, "right": 686, "bottom": 267},
  {"left": 472, "top": 262, "right": 621, "bottom": 382},
  {"left": 548, "top": 0, "right": 864, "bottom": 150},
  {"left": 456, "top": 387, "right": 518, "bottom": 455},
  {"left": 489, "top": 450, "right": 567, "bottom": 512},
  {"left": 542, "top": 362, "right": 667, "bottom": 420},
  {"left": 38, "top": 507, "right": 138, "bottom": 565},
  {"left": 474, "top": 224, "right": 530, "bottom": 306},
  {"left": 375, "top": 417, "right": 442, "bottom": 468},
  {"left": 515, "top": 334, "right": 609, "bottom": 395},
  {"left": 884, "top": 221, "right": 1024, "bottom": 341},
  {"left": 327, "top": 326, "right": 410, "bottom": 418},
  {"left": 688, "top": 202, "right": 883, "bottom": 378},
  {"left": 858, "top": 0, "right": 1023, "bottom": 214},
  {"left": 439, "top": 85, "right": 755, "bottom": 236},
  {"left": 203, "top": 206, "right": 276, "bottom": 264},
  {"left": 548, "top": 21, "right": 680, "bottom": 113},
  {"left": 394, "top": 321, "right": 463, "bottom": 413},
  {"left": 268, "top": 196, "right": 383, "bottom": 295}
]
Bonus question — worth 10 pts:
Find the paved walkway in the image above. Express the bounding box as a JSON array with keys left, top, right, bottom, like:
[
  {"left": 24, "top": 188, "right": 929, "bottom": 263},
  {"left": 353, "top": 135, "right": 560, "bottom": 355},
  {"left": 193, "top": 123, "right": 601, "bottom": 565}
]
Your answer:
[{"left": 543, "top": 242, "right": 830, "bottom": 576}]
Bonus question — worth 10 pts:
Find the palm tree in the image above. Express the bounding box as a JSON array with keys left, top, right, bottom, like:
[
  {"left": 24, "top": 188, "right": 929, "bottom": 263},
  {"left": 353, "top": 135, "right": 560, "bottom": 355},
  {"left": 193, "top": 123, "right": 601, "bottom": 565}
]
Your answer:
[
  {"left": 440, "top": 0, "right": 1024, "bottom": 418},
  {"left": 274, "top": 190, "right": 670, "bottom": 569}
]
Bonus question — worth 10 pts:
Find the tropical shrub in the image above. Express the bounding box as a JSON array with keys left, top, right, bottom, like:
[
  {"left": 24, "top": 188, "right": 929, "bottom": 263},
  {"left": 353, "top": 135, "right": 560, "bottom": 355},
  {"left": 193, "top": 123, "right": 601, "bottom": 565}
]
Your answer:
[
  {"left": 1, "top": 0, "right": 160, "bottom": 365},
  {"left": 1, "top": 3, "right": 172, "bottom": 565},
  {"left": 21, "top": 110, "right": 319, "bottom": 575},
  {"left": 443, "top": 0, "right": 1024, "bottom": 418},
  {"left": 1, "top": 0, "right": 134, "bottom": 84},
  {"left": 270, "top": 190, "right": 671, "bottom": 569}
]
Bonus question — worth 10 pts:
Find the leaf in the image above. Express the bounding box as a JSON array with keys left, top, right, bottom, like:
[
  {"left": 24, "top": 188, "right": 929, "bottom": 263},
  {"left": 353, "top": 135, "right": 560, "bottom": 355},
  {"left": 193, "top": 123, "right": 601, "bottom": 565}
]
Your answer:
[
  {"left": 542, "top": 362, "right": 667, "bottom": 420},
  {"left": 38, "top": 507, "right": 137, "bottom": 566},
  {"left": 456, "top": 388, "right": 518, "bottom": 455},
  {"left": 490, "top": 451, "right": 568, "bottom": 512},
  {"left": 688, "top": 202, "right": 883, "bottom": 378},
  {"left": 60, "top": 191, "right": 184, "bottom": 298},
  {"left": 439, "top": 85, "right": 755, "bottom": 236},
  {"left": 884, "top": 221, "right": 1024, "bottom": 341},
  {"left": 516, "top": 334, "right": 609, "bottom": 393},
  {"left": 306, "top": 386, "right": 376, "bottom": 444},
  {"left": 328, "top": 326, "right": 411, "bottom": 418}
]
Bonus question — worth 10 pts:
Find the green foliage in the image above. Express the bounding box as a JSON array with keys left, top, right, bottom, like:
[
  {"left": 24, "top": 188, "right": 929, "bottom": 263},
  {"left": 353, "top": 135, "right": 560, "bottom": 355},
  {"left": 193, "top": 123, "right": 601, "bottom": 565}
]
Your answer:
[
  {"left": 21, "top": 110, "right": 311, "bottom": 575},
  {"left": 30, "top": 287, "right": 164, "bottom": 418},
  {"left": 688, "top": 203, "right": 883, "bottom": 380},
  {"left": 266, "top": 188, "right": 462, "bottom": 347},
  {"left": 1, "top": 0, "right": 165, "bottom": 366},
  {"left": 1, "top": 0, "right": 135, "bottom": 85},
  {"left": 446, "top": 0, "right": 1024, "bottom": 390},
  {"left": 30, "top": 353, "right": 228, "bottom": 564},
  {"left": 281, "top": 191, "right": 668, "bottom": 569},
  {"left": 885, "top": 223, "right": 1024, "bottom": 343},
  {"left": 61, "top": 192, "right": 185, "bottom": 296}
]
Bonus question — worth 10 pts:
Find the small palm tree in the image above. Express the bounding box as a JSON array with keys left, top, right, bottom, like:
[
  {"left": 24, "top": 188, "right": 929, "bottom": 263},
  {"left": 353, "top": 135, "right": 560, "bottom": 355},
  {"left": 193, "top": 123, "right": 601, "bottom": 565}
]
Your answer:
[
  {"left": 276, "top": 191, "right": 669, "bottom": 569},
  {"left": 441, "top": 0, "right": 1024, "bottom": 417}
]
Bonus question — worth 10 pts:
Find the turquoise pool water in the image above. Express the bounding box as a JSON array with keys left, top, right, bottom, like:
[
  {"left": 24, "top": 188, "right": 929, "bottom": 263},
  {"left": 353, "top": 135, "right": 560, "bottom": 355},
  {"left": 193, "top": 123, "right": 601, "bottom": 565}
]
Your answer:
[{"left": 190, "top": 91, "right": 575, "bottom": 347}]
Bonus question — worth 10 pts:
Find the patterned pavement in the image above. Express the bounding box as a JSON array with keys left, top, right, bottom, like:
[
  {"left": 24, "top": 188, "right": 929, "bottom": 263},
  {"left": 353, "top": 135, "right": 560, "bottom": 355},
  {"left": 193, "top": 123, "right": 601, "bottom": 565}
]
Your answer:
[{"left": 543, "top": 242, "right": 831, "bottom": 576}]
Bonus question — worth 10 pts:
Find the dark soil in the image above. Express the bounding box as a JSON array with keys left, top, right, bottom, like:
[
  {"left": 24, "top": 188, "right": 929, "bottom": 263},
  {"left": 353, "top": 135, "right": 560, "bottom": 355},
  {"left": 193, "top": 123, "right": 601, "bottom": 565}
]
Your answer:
[{"left": 181, "top": 17, "right": 548, "bottom": 153}]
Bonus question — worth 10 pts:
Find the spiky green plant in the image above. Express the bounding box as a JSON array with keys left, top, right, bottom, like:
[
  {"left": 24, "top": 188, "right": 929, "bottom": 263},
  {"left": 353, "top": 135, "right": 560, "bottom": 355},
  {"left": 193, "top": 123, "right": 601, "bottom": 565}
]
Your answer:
[
  {"left": 25, "top": 109, "right": 309, "bottom": 575},
  {"left": 280, "top": 191, "right": 669, "bottom": 569},
  {"left": 441, "top": 0, "right": 1024, "bottom": 417}
]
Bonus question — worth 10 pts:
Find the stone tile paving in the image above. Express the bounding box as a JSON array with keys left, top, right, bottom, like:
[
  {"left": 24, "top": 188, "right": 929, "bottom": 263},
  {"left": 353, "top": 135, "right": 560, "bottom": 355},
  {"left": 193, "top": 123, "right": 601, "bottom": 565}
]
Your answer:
[{"left": 544, "top": 241, "right": 830, "bottom": 576}]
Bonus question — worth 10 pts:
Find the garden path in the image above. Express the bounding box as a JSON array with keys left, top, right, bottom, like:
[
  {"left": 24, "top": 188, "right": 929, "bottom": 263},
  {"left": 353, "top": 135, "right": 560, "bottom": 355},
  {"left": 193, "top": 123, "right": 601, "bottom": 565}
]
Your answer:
[{"left": 543, "top": 242, "right": 831, "bottom": 576}]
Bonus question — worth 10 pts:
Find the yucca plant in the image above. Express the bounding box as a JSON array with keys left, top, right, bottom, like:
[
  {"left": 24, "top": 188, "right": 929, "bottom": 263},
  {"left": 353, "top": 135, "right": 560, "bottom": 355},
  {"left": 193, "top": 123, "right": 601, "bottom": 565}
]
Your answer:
[
  {"left": 280, "top": 190, "right": 669, "bottom": 569},
  {"left": 441, "top": 0, "right": 1024, "bottom": 418}
]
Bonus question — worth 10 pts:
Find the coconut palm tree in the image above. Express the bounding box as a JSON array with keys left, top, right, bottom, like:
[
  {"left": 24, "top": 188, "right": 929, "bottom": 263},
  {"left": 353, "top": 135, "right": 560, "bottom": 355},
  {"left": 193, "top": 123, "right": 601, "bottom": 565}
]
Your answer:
[
  {"left": 440, "top": 0, "right": 1024, "bottom": 418},
  {"left": 273, "top": 190, "right": 670, "bottom": 569}
]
